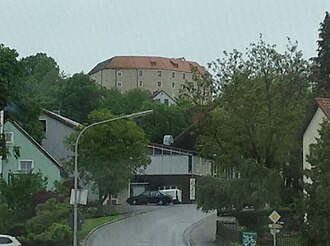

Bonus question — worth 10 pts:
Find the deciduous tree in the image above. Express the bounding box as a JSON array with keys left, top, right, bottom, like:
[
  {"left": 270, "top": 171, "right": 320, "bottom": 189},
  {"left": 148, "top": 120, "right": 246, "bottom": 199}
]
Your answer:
[
  {"left": 66, "top": 109, "right": 150, "bottom": 203},
  {"left": 196, "top": 38, "right": 312, "bottom": 210}
]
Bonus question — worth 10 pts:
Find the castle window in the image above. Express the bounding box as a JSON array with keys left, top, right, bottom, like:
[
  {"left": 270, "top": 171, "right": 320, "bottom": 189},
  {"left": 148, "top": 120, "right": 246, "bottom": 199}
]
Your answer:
[
  {"left": 157, "top": 71, "right": 162, "bottom": 77},
  {"left": 116, "top": 81, "right": 122, "bottom": 87},
  {"left": 157, "top": 81, "right": 162, "bottom": 87}
]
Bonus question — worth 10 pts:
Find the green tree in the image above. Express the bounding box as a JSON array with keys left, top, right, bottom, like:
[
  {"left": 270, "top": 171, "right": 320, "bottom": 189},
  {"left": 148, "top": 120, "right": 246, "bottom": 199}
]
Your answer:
[
  {"left": 67, "top": 109, "right": 150, "bottom": 203},
  {"left": 20, "top": 198, "right": 72, "bottom": 246},
  {"left": 303, "top": 121, "right": 330, "bottom": 245},
  {"left": 0, "top": 44, "right": 21, "bottom": 109},
  {"left": 19, "top": 53, "right": 64, "bottom": 108},
  {"left": 136, "top": 100, "right": 192, "bottom": 143},
  {"left": 56, "top": 73, "right": 106, "bottom": 123},
  {"left": 196, "top": 38, "right": 311, "bottom": 210},
  {"left": 178, "top": 67, "right": 215, "bottom": 106},
  {"left": 313, "top": 11, "right": 330, "bottom": 94},
  {"left": 0, "top": 173, "right": 47, "bottom": 232}
]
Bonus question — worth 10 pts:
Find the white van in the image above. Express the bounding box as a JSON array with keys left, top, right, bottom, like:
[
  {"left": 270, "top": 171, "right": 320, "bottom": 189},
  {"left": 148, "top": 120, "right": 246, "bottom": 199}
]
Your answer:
[{"left": 159, "top": 188, "right": 182, "bottom": 204}]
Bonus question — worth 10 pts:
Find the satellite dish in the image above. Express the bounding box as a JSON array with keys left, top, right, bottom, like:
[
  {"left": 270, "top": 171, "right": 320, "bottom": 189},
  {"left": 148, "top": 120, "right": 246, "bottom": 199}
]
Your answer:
[{"left": 163, "top": 135, "right": 174, "bottom": 146}]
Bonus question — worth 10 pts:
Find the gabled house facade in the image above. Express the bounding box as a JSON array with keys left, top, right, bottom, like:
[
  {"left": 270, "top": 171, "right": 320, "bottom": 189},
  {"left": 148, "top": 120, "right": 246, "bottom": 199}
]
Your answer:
[
  {"left": 39, "top": 109, "right": 80, "bottom": 164},
  {"left": 39, "top": 110, "right": 100, "bottom": 201},
  {"left": 302, "top": 97, "right": 330, "bottom": 183},
  {"left": 1, "top": 120, "right": 64, "bottom": 189},
  {"left": 152, "top": 90, "right": 177, "bottom": 106}
]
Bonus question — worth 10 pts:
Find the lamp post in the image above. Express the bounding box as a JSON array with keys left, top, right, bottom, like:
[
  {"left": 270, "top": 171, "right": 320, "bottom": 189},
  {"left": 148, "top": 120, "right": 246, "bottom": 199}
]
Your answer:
[{"left": 73, "top": 110, "right": 153, "bottom": 246}]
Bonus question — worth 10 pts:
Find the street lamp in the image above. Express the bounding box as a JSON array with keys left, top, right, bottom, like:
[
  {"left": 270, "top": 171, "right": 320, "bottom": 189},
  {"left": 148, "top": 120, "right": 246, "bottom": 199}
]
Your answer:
[{"left": 73, "top": 110, "right": 153, "bottom": 246}]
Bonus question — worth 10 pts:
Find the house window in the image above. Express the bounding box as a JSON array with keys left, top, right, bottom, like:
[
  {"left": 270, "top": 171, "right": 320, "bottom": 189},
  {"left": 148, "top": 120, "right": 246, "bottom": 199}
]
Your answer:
[
  {"left": 172, "top": 72, "right": 175, "bottom": 78},
  {"left": 117, "top": 71, "right": 122, "bottom": 77},
  {"left": 4, "top": 132, "right": 14, "bottom": 144},
  {"left": 164, "top": 99, "right": 169, "bottom": 105},
  {"left": 139, "top": 81, "right": 143, "bottom": 87},
  {"left": 157, "top": 71, "right": 162, "bottom": 77},
  {"left": 172, "top": 82, "right": 175, "bottom": 88},
  {"left": 40, "top": 119, "right": 47, "bottom": 133},
  {"left": 18, "top": 160, "right": 34, "bottom": 174},
  {"left": 188, "top": 155, "right": 192, "bottom": 173},
  {"left": 157, "top": 81, "right": 162, "bottom": 87},
  {"left": 183, "top": 73, "right": 186, "bottom": 79},
  {"left": 139, "top": 70, "right": 143, "bottom": 76},
  {"left": 116, "top": 81, "right": 122, "bottom": 87}
]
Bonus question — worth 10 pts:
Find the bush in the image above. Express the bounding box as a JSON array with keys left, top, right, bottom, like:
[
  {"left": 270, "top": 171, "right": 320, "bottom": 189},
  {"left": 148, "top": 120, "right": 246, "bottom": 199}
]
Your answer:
[{"left": 19, "top": 223, "right": 71, "bottom": 246}]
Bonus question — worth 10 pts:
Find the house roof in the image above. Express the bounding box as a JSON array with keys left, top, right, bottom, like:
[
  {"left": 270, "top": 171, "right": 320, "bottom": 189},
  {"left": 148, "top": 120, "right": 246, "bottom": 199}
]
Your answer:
[
  {"left": 7, "top": 119, "right": 65, "bottom": 177},
  {"left": 88, "top": 56, "right": 206, "bottom": 75},
  {"left": 42, "top": 109, "right": 80, "bottom": 128},
  {"left": 151, "top": 90, "right": 177, "bottom": 103},
  {"left": 300, "top": 97, "right": 330, "bottom": 139},
  {"left": 315, "top": 97, "right": 330, "bottom": 118},
  {"left": 148, "top": 143, "right": 196, "bottom": 155},
  {"left": 172, "top": 125, "right": 197, "bottom": 151}
]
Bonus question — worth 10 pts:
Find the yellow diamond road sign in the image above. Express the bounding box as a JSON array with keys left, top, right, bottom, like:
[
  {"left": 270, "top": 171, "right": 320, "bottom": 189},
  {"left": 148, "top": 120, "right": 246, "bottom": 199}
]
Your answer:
[{"left": 269, "top": 210, "right": 281, "bottom": 223}]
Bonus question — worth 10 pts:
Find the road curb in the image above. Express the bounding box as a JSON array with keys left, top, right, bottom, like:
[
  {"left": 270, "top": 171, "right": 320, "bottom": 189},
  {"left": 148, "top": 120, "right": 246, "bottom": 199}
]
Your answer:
[{"left": 182, "top": 214, "right": 215, "bottom": 246}]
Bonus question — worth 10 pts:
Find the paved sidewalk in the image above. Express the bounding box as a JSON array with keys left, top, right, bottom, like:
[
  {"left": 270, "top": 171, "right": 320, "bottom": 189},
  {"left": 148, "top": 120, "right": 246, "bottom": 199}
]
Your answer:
[{"left": 186, "top": 214, "right": 218, "bottom": 246}]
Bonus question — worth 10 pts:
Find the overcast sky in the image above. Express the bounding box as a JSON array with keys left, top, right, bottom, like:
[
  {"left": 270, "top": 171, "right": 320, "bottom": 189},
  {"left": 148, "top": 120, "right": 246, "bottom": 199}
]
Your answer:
[{"left": 1, "top": 1, "right": 330, "bottom": 75}]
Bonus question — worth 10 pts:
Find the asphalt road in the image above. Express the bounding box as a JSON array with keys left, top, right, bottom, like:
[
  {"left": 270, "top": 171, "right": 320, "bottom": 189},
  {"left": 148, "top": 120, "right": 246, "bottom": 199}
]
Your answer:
[{"left": 85, "top": 204, "right": 214, "bottom": 246}]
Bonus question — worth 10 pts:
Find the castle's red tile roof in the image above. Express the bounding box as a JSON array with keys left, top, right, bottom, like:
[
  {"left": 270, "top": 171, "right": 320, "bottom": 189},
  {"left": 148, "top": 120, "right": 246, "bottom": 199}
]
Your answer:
[{"left": 89, "top": 56, "right": 206, "bottom": 75}]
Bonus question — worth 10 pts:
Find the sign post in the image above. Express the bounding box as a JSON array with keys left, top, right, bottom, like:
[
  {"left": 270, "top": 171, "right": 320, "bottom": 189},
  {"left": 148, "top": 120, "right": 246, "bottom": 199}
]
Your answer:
[{"left": 268, "top": 210, "right": 282, "bottom": 246}]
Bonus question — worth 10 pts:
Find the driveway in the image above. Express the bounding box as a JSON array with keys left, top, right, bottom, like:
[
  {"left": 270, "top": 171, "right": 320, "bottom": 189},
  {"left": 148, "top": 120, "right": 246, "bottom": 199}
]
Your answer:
[{"left": 85, "top": 204, "right": 215, "bottom": 246}]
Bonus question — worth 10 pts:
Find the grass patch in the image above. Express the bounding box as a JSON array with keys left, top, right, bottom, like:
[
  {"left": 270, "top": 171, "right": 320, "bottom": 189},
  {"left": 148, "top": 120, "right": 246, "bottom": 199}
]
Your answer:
[{"left": 79, "top": 214, "right": 126, "bottom": 239}]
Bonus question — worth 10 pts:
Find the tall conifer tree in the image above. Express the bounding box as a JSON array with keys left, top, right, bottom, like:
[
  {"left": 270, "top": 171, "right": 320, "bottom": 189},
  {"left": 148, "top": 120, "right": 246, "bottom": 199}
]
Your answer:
[{"left": 314, "top": 12, "right": 330, "bottom": 94}]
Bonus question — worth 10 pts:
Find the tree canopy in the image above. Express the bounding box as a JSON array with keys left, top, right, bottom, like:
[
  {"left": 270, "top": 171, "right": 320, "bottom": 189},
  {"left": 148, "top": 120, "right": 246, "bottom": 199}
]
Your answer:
[
  {"left": 303, "top": 121, "right": 330, "bottom": 244},
  {"left": 313, "top": 11, "right": 330, "bottom": 94},
  {"left": 196, "top": 38, "right": 312, "bottom": 210},
  {"left": 66, "top": 109, "right": 150, "bottom": 203}
]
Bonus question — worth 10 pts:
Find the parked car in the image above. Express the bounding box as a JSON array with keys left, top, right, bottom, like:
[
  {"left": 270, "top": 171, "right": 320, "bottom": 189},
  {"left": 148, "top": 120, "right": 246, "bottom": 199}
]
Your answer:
[
  {"left": 158, "top": 188, "right": 182, "bottom": 204},
  {"left": 0, "top": 235, "right": 22, "bottom": 246},
  {"left": 126, "top": 190, "right": 172, "bottom": 205},
  {"left": 216, "top": 205, "right": 237, "bottom": 216}
]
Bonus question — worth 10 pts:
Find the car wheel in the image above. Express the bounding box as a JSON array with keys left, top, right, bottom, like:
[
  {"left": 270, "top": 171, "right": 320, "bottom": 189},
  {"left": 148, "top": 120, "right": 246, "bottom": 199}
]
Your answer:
[
  {"left": 158, "top": 200, "right": 163, "bottom": 205},
  {"left": 133, "top": 200, "right": 137, "bottom": 205}
]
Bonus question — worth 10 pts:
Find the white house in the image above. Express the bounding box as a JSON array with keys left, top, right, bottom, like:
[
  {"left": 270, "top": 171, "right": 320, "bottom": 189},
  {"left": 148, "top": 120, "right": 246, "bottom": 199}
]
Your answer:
[{"left": 302, "top": 97, "right": 330, "bottom": 183}]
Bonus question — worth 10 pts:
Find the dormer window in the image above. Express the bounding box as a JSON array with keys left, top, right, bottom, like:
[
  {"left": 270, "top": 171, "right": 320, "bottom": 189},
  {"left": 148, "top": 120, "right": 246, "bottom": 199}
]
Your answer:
[{"left": 151, "top": 59, "right": 157, "bottom": 66}]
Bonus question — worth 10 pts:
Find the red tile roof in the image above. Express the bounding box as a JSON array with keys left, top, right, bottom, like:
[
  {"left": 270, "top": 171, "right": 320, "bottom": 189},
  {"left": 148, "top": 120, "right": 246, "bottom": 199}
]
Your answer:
[
  {"left": 315, "top": 97, "right": 330, "bottom": 119},
  {"left": 89, "top": 56, "right": 206, "bottom": 75},
  {"left": 299, "top": 97, "right": 330, "bottom": 139}
]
